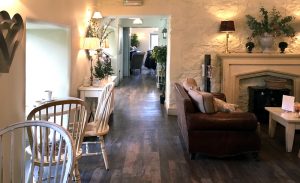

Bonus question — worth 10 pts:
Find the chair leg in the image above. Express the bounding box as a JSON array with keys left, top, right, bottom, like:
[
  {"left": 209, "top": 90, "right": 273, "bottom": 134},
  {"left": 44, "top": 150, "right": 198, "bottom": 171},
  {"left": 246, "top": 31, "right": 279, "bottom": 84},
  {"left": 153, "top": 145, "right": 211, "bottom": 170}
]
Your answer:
[
  {"left": 72, "top": 160, "right": 81, "bottom": 183},
  {"left": 99, "top": 136, "right": 109, "bottom": 170},
  {"left": 190, "top": 153, "right": 196, "bottom": 160}
]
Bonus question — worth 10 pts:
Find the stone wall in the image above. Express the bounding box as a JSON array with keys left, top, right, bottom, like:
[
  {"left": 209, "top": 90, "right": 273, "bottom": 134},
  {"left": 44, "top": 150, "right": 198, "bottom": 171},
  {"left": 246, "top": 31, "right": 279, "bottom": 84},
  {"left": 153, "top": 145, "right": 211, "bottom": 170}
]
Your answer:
[{"left": 169, "top": 0, "right": 300, "bottom": 112}]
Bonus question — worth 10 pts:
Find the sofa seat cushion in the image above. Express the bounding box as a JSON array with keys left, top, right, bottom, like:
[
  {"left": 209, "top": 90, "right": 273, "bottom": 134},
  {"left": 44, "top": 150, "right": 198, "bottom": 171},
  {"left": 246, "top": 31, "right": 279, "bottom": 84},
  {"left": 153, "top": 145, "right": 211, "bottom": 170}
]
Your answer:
[{"left": 187, "top": 112, "right": 258, "bottom": 131}]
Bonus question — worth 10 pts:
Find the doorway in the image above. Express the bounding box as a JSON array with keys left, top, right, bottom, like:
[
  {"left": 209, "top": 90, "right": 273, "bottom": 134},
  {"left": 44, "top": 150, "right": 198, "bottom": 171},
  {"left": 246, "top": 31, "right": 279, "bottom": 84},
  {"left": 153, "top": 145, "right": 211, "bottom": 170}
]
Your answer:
[
  {"left": 120, "top": 16, "right": 169, "bottom": 78},
  {"left": 25, "top": 21, "right": 71, "bottom": 110}
]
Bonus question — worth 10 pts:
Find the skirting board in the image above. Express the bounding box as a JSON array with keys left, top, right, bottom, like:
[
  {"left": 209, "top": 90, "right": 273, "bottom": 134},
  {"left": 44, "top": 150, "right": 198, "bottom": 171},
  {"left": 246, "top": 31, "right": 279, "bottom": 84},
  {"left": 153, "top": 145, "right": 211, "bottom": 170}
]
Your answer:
[{"left": 167, "top": 107, "right": 177, "bottom": 116}]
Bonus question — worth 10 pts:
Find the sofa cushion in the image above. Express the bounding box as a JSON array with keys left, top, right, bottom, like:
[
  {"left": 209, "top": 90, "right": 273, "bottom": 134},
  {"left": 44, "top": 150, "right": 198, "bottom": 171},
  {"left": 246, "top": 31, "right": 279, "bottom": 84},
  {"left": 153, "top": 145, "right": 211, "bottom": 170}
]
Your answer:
[
  {"left": 182, "top": 78, "right": 198, "bottom": 91},
  {"left": 187, "top": 112, "right": 258, "bottom": 131},
  {"left": 188, "top": 89, "right": 216, "bottom": 114}
]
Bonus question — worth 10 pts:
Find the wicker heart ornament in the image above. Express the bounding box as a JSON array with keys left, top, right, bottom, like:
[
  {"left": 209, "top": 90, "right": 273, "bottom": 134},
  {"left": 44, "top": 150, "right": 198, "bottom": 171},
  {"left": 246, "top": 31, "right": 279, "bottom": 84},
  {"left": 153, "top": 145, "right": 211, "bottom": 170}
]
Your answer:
[{"left": 0, "top": 10, "right": 24, "bottom": 73}]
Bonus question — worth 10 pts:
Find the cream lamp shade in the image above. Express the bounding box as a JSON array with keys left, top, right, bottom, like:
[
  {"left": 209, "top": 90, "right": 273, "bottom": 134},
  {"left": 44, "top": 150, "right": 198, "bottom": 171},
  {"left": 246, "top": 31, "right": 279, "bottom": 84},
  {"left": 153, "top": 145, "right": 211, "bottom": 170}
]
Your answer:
[{"left": 82, "top": 37, "right": 100, "bottom": 50}]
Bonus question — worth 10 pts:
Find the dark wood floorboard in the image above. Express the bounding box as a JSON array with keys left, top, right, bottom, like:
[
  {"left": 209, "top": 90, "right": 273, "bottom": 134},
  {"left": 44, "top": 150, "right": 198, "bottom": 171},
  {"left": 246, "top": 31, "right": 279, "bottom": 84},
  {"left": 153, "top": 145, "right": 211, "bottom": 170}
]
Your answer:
[{"left": 79, "top": 69, "right": 300, "bottom": 183}]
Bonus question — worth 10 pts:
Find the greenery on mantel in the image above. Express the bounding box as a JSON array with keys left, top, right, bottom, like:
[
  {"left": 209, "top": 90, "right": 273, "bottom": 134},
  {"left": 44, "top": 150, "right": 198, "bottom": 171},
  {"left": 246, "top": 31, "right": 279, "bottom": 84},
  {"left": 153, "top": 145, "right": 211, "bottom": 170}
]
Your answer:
[{"left": 245, "top": 7, "right": 295, "bottom": 38}]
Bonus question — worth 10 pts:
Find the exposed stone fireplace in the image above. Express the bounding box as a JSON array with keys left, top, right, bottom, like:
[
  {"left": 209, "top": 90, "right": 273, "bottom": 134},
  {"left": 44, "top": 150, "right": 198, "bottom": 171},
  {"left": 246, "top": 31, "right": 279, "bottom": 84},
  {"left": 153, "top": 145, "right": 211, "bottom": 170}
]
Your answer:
[{"left": 217, "top": 53, "right": 300, "bottom": 111}]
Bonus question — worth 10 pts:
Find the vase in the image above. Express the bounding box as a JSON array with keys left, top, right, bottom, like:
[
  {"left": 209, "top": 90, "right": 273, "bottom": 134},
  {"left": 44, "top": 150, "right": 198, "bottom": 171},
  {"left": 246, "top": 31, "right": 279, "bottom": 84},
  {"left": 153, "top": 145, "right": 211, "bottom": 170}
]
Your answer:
[{"left": 259, "top": 33, "right": 274, "bottom": 53}]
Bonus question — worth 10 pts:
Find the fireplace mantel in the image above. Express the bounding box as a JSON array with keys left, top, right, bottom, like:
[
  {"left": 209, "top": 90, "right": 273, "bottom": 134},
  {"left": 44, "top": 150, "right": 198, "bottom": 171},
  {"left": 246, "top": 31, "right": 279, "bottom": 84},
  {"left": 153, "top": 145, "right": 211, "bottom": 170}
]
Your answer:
[{"left": 217, "top": 53, "right": 300, "bottom": 104}]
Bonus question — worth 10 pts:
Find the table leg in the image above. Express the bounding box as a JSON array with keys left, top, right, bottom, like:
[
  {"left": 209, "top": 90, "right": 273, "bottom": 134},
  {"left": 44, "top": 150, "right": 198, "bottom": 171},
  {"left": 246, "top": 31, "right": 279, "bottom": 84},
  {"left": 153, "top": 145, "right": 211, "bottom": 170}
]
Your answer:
[
  {"left": 268, "top": 114, "right": 277, "bottom": 138},
  {"left": 88, "top": 100, "right": 95, "bottom": 122},
  {"left": 285, "top": 124, "right": 295, "bottom": 152}
]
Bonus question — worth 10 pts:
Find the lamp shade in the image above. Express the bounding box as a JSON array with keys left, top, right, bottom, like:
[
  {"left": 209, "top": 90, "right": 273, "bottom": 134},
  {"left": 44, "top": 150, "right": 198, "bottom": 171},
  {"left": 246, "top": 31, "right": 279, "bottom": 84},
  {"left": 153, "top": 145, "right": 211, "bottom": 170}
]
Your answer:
[
  {"left": 82, "top": 37, "right": 100, "bottom": 50},
  {"left": 219, "top": 21, "right": 235, "bottom": 32}
]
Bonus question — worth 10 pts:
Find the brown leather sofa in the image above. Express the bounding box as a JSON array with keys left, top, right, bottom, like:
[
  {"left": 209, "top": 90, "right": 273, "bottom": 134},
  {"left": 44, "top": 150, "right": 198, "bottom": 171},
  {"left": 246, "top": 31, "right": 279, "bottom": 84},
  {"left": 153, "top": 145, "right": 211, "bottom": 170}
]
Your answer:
[{"left": 174, "top": 83, "right": 261, "bottom": 159}]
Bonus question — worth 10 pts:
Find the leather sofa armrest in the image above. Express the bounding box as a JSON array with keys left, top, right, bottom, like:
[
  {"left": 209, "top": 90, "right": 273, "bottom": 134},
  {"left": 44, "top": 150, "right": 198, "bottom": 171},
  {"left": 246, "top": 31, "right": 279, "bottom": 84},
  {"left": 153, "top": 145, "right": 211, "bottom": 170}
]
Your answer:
[{"left": 187, "top": 112, "right": 258, "bottom": 131}]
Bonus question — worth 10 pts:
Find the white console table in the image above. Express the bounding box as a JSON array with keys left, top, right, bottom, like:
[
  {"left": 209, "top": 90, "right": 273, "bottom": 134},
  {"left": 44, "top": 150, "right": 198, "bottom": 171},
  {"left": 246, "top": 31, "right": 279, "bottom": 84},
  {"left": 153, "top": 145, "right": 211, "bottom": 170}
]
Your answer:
[
  {"left": 78, "top": 76, "right": 116, "bottom": 120},
  {"left": 78, "top": 76, "right": 117, "bottom": 101}
]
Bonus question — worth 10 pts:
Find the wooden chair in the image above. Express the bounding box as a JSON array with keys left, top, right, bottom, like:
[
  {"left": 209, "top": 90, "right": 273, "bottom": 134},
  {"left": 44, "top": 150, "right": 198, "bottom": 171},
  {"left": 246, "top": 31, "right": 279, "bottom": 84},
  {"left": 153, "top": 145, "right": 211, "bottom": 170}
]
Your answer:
[
  {"left": 27, "top": 98, "right": 87, "bottom": 182},
  {"left": 0, "top": 121, "right": 74, "bottom": 183},
  {"left": 83, "top": 82, "right": 114, "bottom": 170}
]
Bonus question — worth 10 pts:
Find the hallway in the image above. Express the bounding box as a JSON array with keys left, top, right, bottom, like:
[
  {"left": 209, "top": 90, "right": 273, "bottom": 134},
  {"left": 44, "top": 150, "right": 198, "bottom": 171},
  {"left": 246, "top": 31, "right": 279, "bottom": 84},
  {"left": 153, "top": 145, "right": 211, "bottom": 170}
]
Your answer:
[{"left": 79, "top": 72, "right": 300, "bottom": 183}]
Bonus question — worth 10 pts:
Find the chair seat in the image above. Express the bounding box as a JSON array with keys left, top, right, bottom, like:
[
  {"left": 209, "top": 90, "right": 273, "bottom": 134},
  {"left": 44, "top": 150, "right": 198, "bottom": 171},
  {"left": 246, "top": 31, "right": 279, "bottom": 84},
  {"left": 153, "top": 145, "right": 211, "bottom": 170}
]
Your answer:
[{"left": 85, "top": 122, "right": 109, "bottom": 137}]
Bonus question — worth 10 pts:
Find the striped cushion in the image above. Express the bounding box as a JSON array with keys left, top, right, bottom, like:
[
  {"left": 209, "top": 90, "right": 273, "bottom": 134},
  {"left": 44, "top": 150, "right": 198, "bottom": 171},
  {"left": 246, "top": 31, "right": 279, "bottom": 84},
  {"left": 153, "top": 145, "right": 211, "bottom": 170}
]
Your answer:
[{"left": 188, "top": 89, "right": 216, "bottom": 113}]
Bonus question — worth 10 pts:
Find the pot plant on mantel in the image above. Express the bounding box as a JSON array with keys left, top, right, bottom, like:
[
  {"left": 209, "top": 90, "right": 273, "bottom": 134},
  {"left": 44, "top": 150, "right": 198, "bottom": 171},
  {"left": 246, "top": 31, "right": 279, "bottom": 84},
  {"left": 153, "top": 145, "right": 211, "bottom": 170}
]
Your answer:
[{"left": 246, "top": 7, "right": 295, "bottom": 53}]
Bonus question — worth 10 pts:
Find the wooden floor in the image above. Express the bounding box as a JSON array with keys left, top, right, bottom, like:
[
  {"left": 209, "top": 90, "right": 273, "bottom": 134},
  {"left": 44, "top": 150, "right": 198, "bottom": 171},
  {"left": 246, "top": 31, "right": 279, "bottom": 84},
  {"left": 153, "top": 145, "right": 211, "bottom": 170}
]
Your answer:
[{"left": 79, "top": 70, "right": 300, "bottom": 183}]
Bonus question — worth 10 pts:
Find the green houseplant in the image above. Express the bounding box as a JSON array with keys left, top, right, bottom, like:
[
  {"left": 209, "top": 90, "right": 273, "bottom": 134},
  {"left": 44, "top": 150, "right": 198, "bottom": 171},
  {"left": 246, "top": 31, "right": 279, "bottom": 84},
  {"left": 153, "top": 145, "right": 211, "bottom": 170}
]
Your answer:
[
  {"left": 93, "top": 55, "right": 114, "bottom": 81},
  {"left": 151, "top": 45, "right": 167, "bottom": 104},
  {"left": 245, "top": 7, "right": 295, "bottom": 52},
  {"left": 131, "top": 33, "right": 140, "bottom": 48}
]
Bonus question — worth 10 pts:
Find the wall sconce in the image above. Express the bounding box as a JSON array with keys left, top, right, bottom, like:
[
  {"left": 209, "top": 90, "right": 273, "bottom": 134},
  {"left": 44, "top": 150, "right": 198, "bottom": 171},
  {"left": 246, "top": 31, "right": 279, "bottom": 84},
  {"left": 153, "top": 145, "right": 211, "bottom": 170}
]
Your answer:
[
  {"left": 82, "top": 37, "right": 100, "bottom": 86},
  {"left": 92, "top": 11, "right": 102, "bottom": 19},
  {"left": 123, "top": 0, "right": 143, "bottom": 6},
  {"left": 219, "top": 20, "right": 235, "bottom": 53},
  {"left": 162, "top": 28, "right": 167, "bottom": 39}
]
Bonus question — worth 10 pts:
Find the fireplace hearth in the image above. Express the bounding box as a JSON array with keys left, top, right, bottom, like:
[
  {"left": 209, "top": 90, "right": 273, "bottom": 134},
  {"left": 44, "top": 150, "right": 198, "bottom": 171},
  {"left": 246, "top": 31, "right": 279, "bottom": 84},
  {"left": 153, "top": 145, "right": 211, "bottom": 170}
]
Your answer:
[{"left": 248, "top": 86, "right": 290, "bottom": 123}]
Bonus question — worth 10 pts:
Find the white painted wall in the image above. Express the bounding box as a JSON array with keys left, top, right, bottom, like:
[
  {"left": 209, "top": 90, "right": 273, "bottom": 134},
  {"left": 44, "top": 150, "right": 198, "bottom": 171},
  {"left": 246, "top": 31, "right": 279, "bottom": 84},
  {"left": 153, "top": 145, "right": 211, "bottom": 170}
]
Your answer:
[
  {"left": 131, "top": 28, "right": 159, "bottom": 52},
  {"left": 26, "top": 27, "right": 70, "bottom": 108}
]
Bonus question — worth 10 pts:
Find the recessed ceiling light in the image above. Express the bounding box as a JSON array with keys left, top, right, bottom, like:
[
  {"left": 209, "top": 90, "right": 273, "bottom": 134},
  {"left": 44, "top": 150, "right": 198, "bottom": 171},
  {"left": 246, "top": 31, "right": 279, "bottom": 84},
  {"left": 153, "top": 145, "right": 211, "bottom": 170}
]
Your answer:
[{"left": 133, "top": 18, "right": 143, "bottom": 24}]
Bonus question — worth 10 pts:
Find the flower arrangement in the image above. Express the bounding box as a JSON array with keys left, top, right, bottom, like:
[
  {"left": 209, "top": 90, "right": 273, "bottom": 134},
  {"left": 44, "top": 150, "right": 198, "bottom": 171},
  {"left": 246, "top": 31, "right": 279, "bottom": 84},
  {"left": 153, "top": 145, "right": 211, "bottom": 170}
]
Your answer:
[
  {"left": 245, "top": 7, "right": 295, "bottom": 38},
  {"left": 86, "top": 17, "right": 114, "bottom": 47}
]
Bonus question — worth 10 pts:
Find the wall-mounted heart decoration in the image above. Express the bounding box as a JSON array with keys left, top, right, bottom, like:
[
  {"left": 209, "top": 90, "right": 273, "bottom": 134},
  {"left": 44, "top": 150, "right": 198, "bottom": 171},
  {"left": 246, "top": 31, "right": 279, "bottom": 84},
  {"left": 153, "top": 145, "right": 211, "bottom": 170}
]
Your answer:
[{"left": 0, "top": 10, "right": 24, "bottom": 73}]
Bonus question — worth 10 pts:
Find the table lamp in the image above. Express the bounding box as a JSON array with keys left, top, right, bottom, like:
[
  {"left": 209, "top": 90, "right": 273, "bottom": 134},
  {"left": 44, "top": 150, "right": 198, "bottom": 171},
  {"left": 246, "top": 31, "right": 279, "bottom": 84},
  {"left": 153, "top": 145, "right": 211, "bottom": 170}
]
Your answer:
[
  {"left": 82, "top": 37, "right": 100, "bottom": 86},
  {"left": 219, "top": 20, "right": 235, "bottom": 53}
]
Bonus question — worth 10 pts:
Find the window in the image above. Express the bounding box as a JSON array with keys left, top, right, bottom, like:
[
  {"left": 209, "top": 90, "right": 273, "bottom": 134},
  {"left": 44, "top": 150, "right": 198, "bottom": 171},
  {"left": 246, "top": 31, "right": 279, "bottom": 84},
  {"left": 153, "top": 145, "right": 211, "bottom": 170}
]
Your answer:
[{"left": 150, "top": 33, "right": 158, "bottom": 50}]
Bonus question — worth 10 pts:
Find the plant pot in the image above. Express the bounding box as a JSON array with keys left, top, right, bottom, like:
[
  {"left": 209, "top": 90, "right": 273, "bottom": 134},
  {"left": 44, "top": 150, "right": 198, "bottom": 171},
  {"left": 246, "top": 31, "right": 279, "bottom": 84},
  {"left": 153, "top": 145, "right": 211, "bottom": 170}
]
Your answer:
[
  {"left": 279, "top": 42, "right": 288, "bottom": 53},
  {"left": 160, "top": 95, "right": 165, "bottom": 104},
  {"left": 245, "top": 42, "right": 255, "bottom": 53},
  {"left": 259, "top": 33, "right": 274, "bottom": 53}
]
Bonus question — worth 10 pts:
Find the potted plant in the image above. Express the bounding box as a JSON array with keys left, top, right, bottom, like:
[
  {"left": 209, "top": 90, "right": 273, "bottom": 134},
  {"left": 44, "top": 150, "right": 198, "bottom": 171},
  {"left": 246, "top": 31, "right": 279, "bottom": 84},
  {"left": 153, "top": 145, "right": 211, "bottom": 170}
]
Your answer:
[
  {"left": 93, "top": 54, "right": 114, "bottom": 84},
  {"left": 245, "top": 7, "right": 295, "bottom": 52},
  {"left": 131, "top": 33, "right": 140, "bottom": 48},
  {"left": 245, "top": 41, "right": 255, "bottom": 53},
  {"left": 278, "top": 41, "right": 288, "bottom": 53},
  {"left": 151, "top": 45, "right": 167, "bottom": 104}
]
